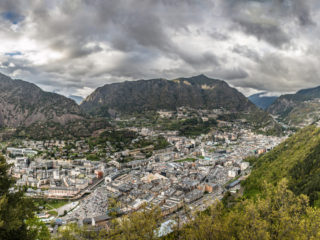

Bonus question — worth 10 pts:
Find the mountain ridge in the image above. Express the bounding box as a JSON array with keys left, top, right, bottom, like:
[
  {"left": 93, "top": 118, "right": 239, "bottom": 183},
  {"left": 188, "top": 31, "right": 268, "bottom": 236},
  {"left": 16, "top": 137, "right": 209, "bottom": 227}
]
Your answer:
[
  {"left": 249, "top": 92, "right": 278, "bottom": 110},
  {"left": 267, "top": 85, "right": 320, "bottom": 126},
  {"left": 0, "top": 73, "right": 84, "bottom": 128},
  {"left": 81, "top": 74, "right": 257, "bottom": 117}
]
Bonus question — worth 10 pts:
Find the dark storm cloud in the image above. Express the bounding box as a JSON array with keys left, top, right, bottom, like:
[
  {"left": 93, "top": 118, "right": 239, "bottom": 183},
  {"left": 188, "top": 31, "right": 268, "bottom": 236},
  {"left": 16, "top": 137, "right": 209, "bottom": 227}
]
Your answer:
[
  {"left": 49, "top": 40, "right": 103, "bottom": 59},
  {"left": 288, "top": 0, "right": 315, "bottom": 26},
  {"left": 0, "top": 0, "right": 24, "bottom": 15},
  {"left": 209, "top": 30, "right": 230, "bottom": 41},
  {"left": 222, "top": 0, "right": 316, "bottom": 48},
  {"left": 28, "top": 0, "right": 204, "bottom": 55},
  {"left": 231, "top": 52, "right": 320, "bottom": 93},
  {"left": 224, "top": 0, "right": 315, "bottom": 26},
  {"left": 179, "top": 51, "right": 220, "bottom": 68},
  {"left": 232, "top": 45, "right": 261, "bottom": 62},
  {"left": 0, "top": 0, "right": 319, "bottom": 96},
  {"left": 234, "top": 18, "right": 290, "bottom": 48},
  {"left": 0, "top": 57, "right": 36, "bottom": 75}
]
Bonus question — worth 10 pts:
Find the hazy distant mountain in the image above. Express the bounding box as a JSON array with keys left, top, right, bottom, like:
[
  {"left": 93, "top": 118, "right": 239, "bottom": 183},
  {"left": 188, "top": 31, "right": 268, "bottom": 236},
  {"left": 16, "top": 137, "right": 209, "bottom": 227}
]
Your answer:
[
  {"left": 267, "top": 85, "right": 320, "bottom": 126},
  {"left": 249, "top": 92, "right": 278, "bottom": 110},
  {"left": 68, "top": 95, "right": 84, "bottom": 104},
  {"left": 0, "top": 73, "right": 84, "bottom": 128},
  {"left": 81, "top": 74, "right": 257, "bottom": 116}
]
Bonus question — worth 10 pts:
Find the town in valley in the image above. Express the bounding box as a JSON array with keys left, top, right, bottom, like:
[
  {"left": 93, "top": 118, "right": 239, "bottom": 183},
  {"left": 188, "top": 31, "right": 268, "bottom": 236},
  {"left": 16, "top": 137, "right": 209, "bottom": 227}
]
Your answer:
[{"left": 1, "top": 108, "right": 286, "bottom": 233}]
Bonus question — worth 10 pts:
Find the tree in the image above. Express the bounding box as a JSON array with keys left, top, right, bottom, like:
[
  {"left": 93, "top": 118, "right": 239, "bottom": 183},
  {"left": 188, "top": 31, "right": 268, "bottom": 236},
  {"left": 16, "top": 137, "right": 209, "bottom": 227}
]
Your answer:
[
  {"left": 53, "top": 223, "right": 98, "bottom": 240},
  {"left": 25, "top": 217, "right": 50, "bottom": 240},
  {"left": 104, "top": 205, "right": 162, "bottom": 240},
  {"left": 107, "top": 197, "right": 121, "bottom": 218},
  {"left": 0, "top": 154, "right": 48, "bottom": 240},
  {"left": 179, "top": 179, "right": 320, "bottom": 240}
]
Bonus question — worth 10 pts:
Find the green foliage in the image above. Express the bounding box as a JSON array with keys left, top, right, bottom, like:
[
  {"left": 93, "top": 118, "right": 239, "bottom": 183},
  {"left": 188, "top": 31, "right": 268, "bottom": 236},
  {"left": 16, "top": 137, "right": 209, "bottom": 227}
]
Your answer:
[
  {"left": 243, "top": 125, "right": 320, "bottom": 201},
  {"left": 165, "top": 118, "right": 217, "bottom": 137},
  {"left": 48, "top": 200, "right": 68, "bottom": 209},
  {"left": 80, "top": 75, "right": 256, "bottom": 118},
  {"left": 131, "top": 136, "right": 169, "bottom": 150},
  {"left": 245, "top": 155, "right": 259, "bottom": 165},
  {"left": 118, "top": 155, "right": 135, "bottom": 164},
  {"left": 104, "top": 205, "right": 162, "bottom": 240},
  {"left": 25, "top": 217, "right": 51, "bottom": 240},
  {"left": 180, "top": 180, "right": 320, "bottom": 240},
  {"left": 52, "top": 181, "right": 320, "bottom": 240},
  {"left": 153, "top": 136, "right": 170, "bottom": 150},
  {"left": 53, "top": 223, "right": 98, "bottom": 240},
  {"left": 107, "top": 197, "right": 121, "bottom": 218},
  {"left": 89, "top": 130, "right": 137, "bottom": 152},
  {"left": 86, "top": 153, "right": 100, "bottom": 161},
  {"left": 0, "top": 154, "right": 49, "bottom": 239},
  {"left": 87, "top": 131, "right": 170, "bottom": 162},
  {"left": 174, "top": 158, "right": 197, "bottom": 163},
  {"left": 54, "top": 206, "right": 162, "bottom": 240},
  {"left": 289, "top": 138, "right": 320, "bottom": 206},
  {"left": 15, "top": 118, "right": 111, "bottom": 140},
  {"left": 47, "top": 210, "right": 58, "bottom": 216},
  {"left": 263, "top": 124, "right": 284, "bottom": 136},
  {"left": 34, "top": 199, "right": 68, "bottom": 210}
]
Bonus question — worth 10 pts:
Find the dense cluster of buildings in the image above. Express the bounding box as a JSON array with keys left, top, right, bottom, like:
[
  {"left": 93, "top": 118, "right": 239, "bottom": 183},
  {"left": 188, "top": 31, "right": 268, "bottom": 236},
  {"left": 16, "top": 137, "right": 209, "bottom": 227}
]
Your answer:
[
  {"left": 3, "top": 121, "right": 285, "bottom": 228},
  {"left": 59, "top": 129, "right": 284, "bottom": 224},
  {"left": 8, "top": 157, "right": 105, "bottom": 198}
]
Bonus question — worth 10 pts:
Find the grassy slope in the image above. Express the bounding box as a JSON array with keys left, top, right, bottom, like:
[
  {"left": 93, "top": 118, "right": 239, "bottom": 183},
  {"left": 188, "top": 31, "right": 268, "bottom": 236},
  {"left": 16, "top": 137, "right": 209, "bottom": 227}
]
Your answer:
[{"left": 243, "top": 125, "right": 320, "bottom": 205}]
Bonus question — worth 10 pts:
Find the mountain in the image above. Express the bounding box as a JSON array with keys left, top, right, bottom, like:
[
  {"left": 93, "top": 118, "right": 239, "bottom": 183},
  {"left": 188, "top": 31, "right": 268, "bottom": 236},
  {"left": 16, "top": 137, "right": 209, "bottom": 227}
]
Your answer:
[
  {"left": 81, "top": 74, "right": 283, "bottom": 135},
  {"left": 81, "top": 74, "right": 259, "bottom": 116},
  {"left": 0, "top": 73, "right": 84, "bottom": 128},
  {"left": 244, "top": 125, "right": 320, "bottom": 206},
  {"left": 68, "top": 95, "right": 84, "bottom": 104},
  {"left": 248, "top": 92, "right": 278, "bottom": 110},
  {"left": 267, "top": 85, "right": 320, "bottom": 126}
]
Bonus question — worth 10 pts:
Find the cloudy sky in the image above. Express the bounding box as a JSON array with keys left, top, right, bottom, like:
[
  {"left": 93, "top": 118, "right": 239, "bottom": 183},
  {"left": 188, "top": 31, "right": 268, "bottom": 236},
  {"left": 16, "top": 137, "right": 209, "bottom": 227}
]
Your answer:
[{"left": 1, "top": 0, "right": 320, "bottom": 98}]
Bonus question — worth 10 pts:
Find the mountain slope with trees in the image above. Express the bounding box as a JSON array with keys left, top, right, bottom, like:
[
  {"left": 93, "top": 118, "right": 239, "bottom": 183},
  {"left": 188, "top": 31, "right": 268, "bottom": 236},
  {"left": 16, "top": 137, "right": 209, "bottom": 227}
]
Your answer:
[
  {"left": 267, "top": 85, "right": 320, "bottom": 126},
  {"left": 244, "top": 125, "right": 320, "bottom": 206},
  {"left": 81, "top": 74, "right": 281, "bottom": 135},
  {"left": 81, "top": 75, "right": 258, "bottom": 116},
  {"left": 0, "top": 73, "right": 84, "bottom": 128}
]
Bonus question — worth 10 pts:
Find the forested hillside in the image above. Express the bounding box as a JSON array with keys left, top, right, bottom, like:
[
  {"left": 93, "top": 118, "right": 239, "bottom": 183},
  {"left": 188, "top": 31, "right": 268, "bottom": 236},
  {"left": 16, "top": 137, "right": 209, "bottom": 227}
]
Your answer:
[
  {"left": 81, "top": 75, "right": 256, "bottom": 116},
  {"left": 243, "top": 125, "right": 320, "bottom": 206}
]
